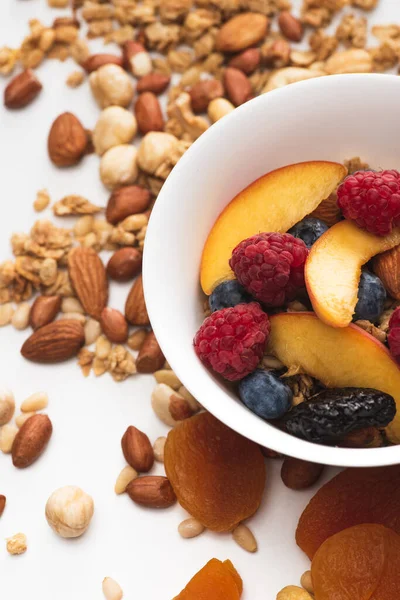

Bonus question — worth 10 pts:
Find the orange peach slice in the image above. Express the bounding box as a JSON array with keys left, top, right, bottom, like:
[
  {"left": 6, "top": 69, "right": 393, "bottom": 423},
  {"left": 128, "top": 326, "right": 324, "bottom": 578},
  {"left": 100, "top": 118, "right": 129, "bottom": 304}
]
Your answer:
[
  {"left": 200, "top": 161, "right": 347, "bottom": 295},
  {"left": 268, "top": 312, "right": 400, "bottom": 443},
  {"left": 305, "top": 220, "right": 400, "bottom": 328}
]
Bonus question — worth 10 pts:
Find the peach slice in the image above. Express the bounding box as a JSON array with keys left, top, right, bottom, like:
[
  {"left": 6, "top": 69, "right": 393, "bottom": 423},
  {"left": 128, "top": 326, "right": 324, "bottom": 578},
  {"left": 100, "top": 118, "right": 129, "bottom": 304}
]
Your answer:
[
  {"left": 305, "top": 220, "right": 400, "bottom": 328},
  {"left": 267, "top": 312, "right": 400, "bottom": 443},
  {"left": 200, "top": 161, "right": 347, "bottom": 295}
]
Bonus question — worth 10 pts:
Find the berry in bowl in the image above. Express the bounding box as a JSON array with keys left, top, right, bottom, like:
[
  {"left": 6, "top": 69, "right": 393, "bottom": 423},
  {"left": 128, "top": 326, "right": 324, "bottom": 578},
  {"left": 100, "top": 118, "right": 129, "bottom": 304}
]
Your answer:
[{"left": 144, "top": 74, "right": 400, "bottom": 467}]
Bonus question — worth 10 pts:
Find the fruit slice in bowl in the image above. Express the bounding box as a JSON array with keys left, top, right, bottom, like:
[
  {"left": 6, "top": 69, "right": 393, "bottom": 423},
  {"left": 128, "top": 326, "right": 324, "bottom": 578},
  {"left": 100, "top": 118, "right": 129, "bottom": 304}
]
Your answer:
[
  {"left": 200, "top": 161, "right": 347, "bottom": 295},
  {"left": 305, "top": 220, "right": 400, "bottom": 328}
]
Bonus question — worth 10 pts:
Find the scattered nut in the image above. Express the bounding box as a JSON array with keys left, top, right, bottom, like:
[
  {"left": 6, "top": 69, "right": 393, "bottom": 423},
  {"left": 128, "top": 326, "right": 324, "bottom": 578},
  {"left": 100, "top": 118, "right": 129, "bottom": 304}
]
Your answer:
[
  {"left": 137, "top": 132, "right": 179, "bottom": 176},
  {"left": 153, "top": 436, "right": 166, "bottom": 462},
  {"left": 0, "top": 424, "right": 18, "bottom": 454},
  {"left": 4, "top": 70, "right": 42, "bottom": 109},
  {"left": 0, "top": 303, "right": 15, "bottom": 326},
  {"left": 0, "top": 389, "right": 15, "bottom": 426},
  {"left": 154, "top": 369, "right": 181, "bottom": 390},
  {"left": 93, "top": 106, "right": 137, "bottom": 156},
  {"left": 15, "top": 412, "right": 36, "bottom": 428},
  {"left": 48, "top": 112, "right": 89, "bottom": 168},
  {"left": 89, "top": 64, "right": 134, "bottom": 109},
  {"left": 0, "top": 495, "right": 6, "bottom": 518},
  {"left": 281, "top": 457, "right": 324, "bottom": 490},
  {"left": 126, "top": 476, "right": 176, "bottom": 508},
  {"left": 127, "top": 328, "right": 147, "bottom": 351},
  {"left": 178, "top": 517, "right": 205, "bottom": 539},
  {"left": 100, "top": 145, "right": 138, "bottom": 190},
  {"left": 300, "top": 571, "right": 314, "bottom": 595},
  {"left": 66, "top": 71, "right": 85, "bottom": 88},
  {"left": 276, "top": 586, "right": 313, "bottom": 600},
  {"left": 232, "top": 523, "right": 257, "bottom": 553},
  {"left": 114, "top": 465, "right": 138, "bottom": 494},
  {"left": 11, "top": 303, "right": 31, "bottom": 330},
  {"left": 45, "top": 486, "right": 94, "bottom": 538},
  {"left": 123, "top": 41, "right": 152, "bottom": 77},
  {"left": 102, "top": 577, "right": 123, "bottom": 600},
  {"left": 84, "top": 319, "right": 102, "bottom": 346},
  {"left": 20, "top": 391, "right": 48, "bottom": 413},
  {"left": 6, "top": 533, "right": 27, "bottom": 556},
  {"left": 121, "top": 425, "right": 154, "bottom": 473},
  {"left": 207, "top": 97, "right": 235, "bottom": 123},
  {"left": 34, "top": 189, "right": 51, "bottom": 212},
  {"left": 61, "top": 297, "right": 84, "bottom": 314}
]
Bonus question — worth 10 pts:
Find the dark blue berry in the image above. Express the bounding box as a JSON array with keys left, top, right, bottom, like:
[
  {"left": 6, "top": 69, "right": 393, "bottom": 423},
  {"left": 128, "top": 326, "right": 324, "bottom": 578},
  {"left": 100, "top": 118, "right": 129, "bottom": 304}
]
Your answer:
[
  {"left": 238, "top": 369, "right": 292, "bottom": 420},
  {"left": 209, "top": 280, "right": 251, "bottom": 312},
  {"left": 354, "top": 271, "right": 386, "bottom": 322},
  {"left": 288, "top": 217, "right": 329, "bottom": 248}
]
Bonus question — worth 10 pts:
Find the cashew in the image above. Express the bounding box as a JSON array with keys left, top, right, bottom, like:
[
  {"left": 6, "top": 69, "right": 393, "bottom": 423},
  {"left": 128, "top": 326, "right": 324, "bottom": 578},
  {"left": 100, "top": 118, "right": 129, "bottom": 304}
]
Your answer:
[{"left": 263, "top": 67, "right": 325, "bottom": 93}]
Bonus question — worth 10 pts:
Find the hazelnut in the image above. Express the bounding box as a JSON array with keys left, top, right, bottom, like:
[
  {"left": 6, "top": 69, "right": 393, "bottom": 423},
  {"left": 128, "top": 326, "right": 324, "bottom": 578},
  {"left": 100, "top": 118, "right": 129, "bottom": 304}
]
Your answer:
[
  {"left": 48, "top": 112, "right": 89, "bottom": 167},
  {"left": 92, "top": 106, "right": 137, "bottom": 156},
  {"left": 89, "top": 64, "right": 134, "bottom": 109},
  {"left": 137, "top": 131, "right": 178, "bottom": 176},
  {"left": 0, "top": 388, "right": 15, "bottom": 426},
  {"left": 45, "top": 485, "right": 94, "bottom": 538},
  {"left": 100, "top": 144, "right": 138, "bottom": 189}
]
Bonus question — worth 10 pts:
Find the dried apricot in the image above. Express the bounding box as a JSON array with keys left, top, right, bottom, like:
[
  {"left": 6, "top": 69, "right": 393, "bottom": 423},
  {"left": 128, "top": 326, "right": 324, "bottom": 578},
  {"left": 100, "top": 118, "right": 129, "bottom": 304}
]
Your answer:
[
  {"left": 173, "top": 558, "right": 242, "bottom": 599},
  {"left": 164, "top": 412, "right": 266, "bottom": 532},
  {"left": 296, "top": 466, "right": 400, "bottom": 559},
  {"left": 311, "top": 524, "right": 400, "bottom": 600}
]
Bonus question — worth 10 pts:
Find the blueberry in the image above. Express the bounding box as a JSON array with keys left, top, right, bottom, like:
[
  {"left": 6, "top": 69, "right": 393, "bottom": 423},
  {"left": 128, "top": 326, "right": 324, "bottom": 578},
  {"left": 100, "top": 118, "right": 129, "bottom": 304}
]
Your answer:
[
  {"left": 288, "top": 217, "right": 329, "bottom": 248},
  {"left": 209, "top": 280, "right": 251, "bottom": 312},
  {"left": 238, "top": 369, "right": 292, "bottom": 420},
  {"left": 354, "top": 271, "right": 386, "bottom": 322}
]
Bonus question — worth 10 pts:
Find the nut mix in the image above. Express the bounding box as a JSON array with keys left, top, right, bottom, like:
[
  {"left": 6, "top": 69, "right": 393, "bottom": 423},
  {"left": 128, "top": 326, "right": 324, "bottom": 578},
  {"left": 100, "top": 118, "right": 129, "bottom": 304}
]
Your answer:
[{"left": 2, "top": 0, "right": 400, "bottom": 598}]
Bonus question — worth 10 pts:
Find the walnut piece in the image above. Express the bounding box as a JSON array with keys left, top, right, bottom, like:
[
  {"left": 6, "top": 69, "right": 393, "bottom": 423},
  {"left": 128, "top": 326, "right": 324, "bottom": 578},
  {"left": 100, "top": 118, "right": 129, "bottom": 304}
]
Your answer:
[
  {"left": 336, "top": 14, "right": 367, "bottom": 48},
  {"left": 0, "top": 47, "right": 19, "bottom": 76},
  {"left": 167, "top": 92, "right": 209, "bottom": 141}
]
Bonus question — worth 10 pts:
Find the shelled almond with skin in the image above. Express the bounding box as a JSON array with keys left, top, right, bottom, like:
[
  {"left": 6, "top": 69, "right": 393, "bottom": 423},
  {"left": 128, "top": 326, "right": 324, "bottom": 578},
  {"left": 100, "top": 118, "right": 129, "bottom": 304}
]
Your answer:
[
  {"left": 278, "top": 11, "right": 304, "bottom": 42},
  {"left": 281, "top": 457, "right": 324, "bottom": 490},
  {"left": 228, "top": 48, "right": 261, "bottom": 74},
  {"left": 223, "top": 68, "right": 253, "bottom": 107},
  {"left": 216, "top": 13, "right": 269, "bottom": 53},
  {"left": 137, "top": 73, "right": 171, "bottom": 95},
  {"left": 189, "top": 80, "right": 224, "bottom": 114},
  {"left": 373, "top": 246, "right": 400, "bottom": 300},
  {"left": 68, "top": 247, "right": 108, "bottom": 320},
  {"left": 126, "top": 476, "right": 176, "bottom": 508},
  {"left": 0, "top": 495, "right": 5, "bottom": 518},
  {"left": 21, "top": 320, "right": 85, "bottom": 363},
  {"left": 82, "top": 54, "right": 123, "bottom": 73},
  {"left": 136, "top": 331, "right": 165, "bottom": 373},
  {"left": 100, "top": 308, "right": 128, "bottom": 343},
  {"left": 12, "top": 414, "right": 53, "bottom": 468},
  {"left": 48, "top": 112, "right": 89, "bottom": 167},
  {"left": 125, "top": 274, "right": 149, "bottom": 326},
  {"left": 106, "top": 185, "right": 151, "bottom": 224},
  {"left": 123, "top": 41, "right": 152, "bottom": 77},
  {"left": 107, "top": 247, "right": 142, "bottom": 282},
  {"left": 121, "top": 425, "right": 154, "bottom": 472},
  {"left": 135, "top": 93, "right": 164, "bottom": 135},
  {"left": 309, "top": 192, "right": 341, "bottom": 227},
  {"left": 4, "top": 69, "right": 42, "bottom": 109}
]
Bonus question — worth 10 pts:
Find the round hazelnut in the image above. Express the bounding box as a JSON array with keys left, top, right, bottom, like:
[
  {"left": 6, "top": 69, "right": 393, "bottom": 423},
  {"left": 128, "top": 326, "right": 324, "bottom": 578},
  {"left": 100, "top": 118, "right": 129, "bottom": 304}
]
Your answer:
[
  {"left": 92, "top": 106, "right": 137, "bottom": 156},
  {"left": 45, "top": 486, "right": 94, "bottom": 538},
  {"left": 0, "top": 388, "right": 15, "bottom": 426},
  {"left": 100, "top": 144, "right": 138, "bottom": 190},
  {"left": 137, "top": 132, "right": 179, "bottom": 176},
  {"left": 89, "top": 64, "right": 134, "bottom": 109}
]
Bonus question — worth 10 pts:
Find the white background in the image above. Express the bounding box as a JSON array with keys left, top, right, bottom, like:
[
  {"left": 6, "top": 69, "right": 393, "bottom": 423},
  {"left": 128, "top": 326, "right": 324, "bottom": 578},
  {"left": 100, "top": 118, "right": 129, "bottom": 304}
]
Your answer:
[{"left": 0, "top": 1, "right": 398, "bottom": 599}]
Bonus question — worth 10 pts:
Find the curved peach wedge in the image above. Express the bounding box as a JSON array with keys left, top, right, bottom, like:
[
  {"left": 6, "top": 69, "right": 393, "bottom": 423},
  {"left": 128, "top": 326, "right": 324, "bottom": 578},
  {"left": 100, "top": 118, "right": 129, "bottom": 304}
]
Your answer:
[
  {"left": 173, "top": 558, "right": 242, "bottom": 599},
  {"left": 200, "top": 161, "right": 347, "bottom": 295},
  {"left": 305, "top": 220, "right": 400, "bottom": 328},
  {"left": 267, "top": 312, "right": 400, "bottom": 443}
]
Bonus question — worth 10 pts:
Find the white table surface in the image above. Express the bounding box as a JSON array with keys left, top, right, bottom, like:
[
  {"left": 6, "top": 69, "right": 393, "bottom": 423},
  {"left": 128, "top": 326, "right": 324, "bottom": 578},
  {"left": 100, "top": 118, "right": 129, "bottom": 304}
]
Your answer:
[{"left": 0, "top": 1, "right": 399, "bottom": 599}]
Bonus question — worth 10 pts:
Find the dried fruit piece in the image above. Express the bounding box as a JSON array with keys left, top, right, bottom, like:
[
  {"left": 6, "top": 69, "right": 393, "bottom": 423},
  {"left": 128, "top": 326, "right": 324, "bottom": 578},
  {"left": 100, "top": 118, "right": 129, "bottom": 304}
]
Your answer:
[
  {"left": 68, "top": 247, "right": 108, "bottom": 320},
  {"left": 296, "top": 465, "right": 400, "bottom": 559},
  {"left": 173, "top": 558, "right": 242, "bottom": 599},
  {"left": 311, "top": 524, "right": 400, "bottom": 600},
  {"left": 164, "top": 412, "right": 266, "bottom": 532}
]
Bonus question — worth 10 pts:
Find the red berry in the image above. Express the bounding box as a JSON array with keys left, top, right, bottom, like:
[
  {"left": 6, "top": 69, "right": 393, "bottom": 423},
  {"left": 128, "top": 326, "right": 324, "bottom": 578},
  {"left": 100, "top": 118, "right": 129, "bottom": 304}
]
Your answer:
[
  {"left": 337, "top": 170, "right": 400, "bottom": 236},
  {"left": 193, "top": 302, "right": 270, "bottom": 381},
  {"left": 388, "top": 307, "right": 400, "bottom": 364},
  {"left": 229, "top": 232, "right": 309, "bottom": 306}
]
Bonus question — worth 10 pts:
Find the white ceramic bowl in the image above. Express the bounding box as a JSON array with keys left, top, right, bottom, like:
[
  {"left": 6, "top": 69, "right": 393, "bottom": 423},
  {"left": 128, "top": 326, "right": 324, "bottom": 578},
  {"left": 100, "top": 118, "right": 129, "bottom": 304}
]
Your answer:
[{"left": 144, "top": 74, "right": 400, "bottom": 468}]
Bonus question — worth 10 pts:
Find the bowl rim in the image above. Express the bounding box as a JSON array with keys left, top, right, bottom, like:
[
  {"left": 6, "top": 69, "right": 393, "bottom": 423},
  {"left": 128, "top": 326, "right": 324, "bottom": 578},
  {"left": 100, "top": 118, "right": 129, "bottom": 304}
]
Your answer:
[{"left": 143, "top": 73, "right": 400, "bottom": 468}]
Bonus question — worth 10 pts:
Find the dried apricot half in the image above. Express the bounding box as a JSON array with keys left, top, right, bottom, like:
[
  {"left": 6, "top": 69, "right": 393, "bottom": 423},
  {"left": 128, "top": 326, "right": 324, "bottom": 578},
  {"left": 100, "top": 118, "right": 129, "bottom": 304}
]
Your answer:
[
  {"left": 164, "top": 412, "right": 266, "bottom": 532},
  {"left": 311, "top": 524, "right": 400, "bottom": 600},
  {"left": 296, "top": 466, "right": 400, "bottom": 559},
  {"left": 173, "top": 558, "right": 242, "bottom": 599}
]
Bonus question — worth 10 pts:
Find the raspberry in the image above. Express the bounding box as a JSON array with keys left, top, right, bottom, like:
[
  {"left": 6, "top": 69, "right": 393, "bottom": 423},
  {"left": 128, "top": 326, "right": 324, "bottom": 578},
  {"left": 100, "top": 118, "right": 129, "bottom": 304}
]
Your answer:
[
  {"left": 229, "top": 232, "right": 309, "bottom": 307},
  {"left": 337, "top": 170, "right": 400, "bottom": 236},
  {"left": 388, "top": 307, "right": 400, "bottom": 364},
  {"left": 193, "top": 302, "right": 270, "bottom": 381}
]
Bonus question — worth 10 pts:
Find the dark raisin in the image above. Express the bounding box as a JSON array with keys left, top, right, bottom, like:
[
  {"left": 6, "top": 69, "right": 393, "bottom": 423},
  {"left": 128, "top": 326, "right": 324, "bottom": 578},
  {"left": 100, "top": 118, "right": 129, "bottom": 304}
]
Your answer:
[{"left": 283, "top": 388, "right": 396, "bottom": 444}]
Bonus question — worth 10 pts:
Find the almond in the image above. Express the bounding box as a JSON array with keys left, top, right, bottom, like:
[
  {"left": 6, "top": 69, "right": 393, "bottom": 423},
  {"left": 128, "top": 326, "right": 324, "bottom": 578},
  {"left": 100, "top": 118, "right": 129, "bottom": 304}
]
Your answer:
[
  {"left": 82, "top": 53, "right": 123, "bottom": 73},
  {"left": 68, "top": 247, "right": 108, "bottom": 319},
  {"left": 223, "top": 67, "right": 253, "bottom": 107},
  {"left": 48, "top": 112, "right": 89, "bottom": 167},
  {"left": 126, "top": 476, "right": 176, "bottom": 508},
  {"left": 189, "top": 80, "right": 224, "bottom": 114},
  {"left": 106, "top": 247, "right": 142, "bottom": 282},
  {"left": 134, "top": 92, "right": 164, "bottom": 135},
  {"left": 12, "top": 414, "right": 53, "bottom": 469},
  {"left": 106, "top": 185, "right": 151, "bottom": 225},
  {"left": 121, "top": 426, "right": 154, "bottom": 472},
  {"left": 136, "top": 331, "right": 165, "bottom": 373},
  {"left": 278, "top": 11, "right": 304, "bottom": 42},
  {"left": 373, "top": 246, "right": 400, "bottom": 300},
  {"left": 125, "top": 274, "right": 149, "bottom": 326},
  {"left": 216, "top": 13, "right": 269, "bottom": 53},
  {"left": 21, "top": 319, "right": 85, "bottom": 363},
  {"left": 100, "top": 307, "right": 128, "bottom": 343},
  {"left": 281, "top": 457, "right": 324, "bottom": 490},
  {"left": 228, "top": 48, "right": 261, "bottom": 74},
  {"left": 29, "top": 295, "right": 61, "bottom": 330},
  {"left": 0, "top": 495, "right": 5, "bottom": 517},
  {"left": 137, "top": 73, "right": 171, "bottom": 95},
  {"left": 4, "top": 70, "right": 43, "bottom": 109},
  {"left": 310, "top": 192, "right": 341, "bottom": 226}
]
